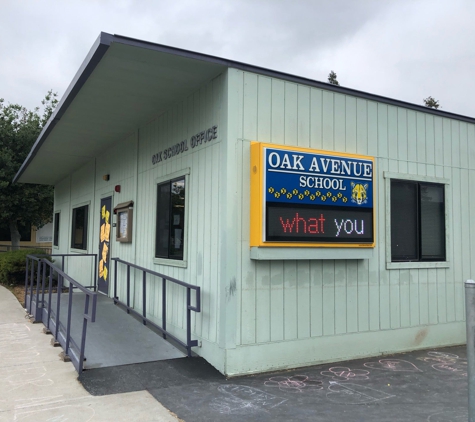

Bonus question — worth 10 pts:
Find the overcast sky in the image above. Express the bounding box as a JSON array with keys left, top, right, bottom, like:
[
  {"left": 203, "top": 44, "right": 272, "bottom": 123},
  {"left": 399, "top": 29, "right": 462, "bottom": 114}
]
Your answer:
[{"left": 1, "top": 0, "right": 474, "bottom": 118}]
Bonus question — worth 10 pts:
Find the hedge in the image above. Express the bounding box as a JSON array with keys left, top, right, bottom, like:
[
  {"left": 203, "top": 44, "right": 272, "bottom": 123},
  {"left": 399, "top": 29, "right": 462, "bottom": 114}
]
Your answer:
[{"left": 0, "top": 249, "right": 50, "bottom": 286}]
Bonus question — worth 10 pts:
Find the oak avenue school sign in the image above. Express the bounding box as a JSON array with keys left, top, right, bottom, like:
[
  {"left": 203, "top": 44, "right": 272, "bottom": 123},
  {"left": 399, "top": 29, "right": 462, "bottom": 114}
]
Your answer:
[{"left": 250, "top": 142, "right": 375, "bottom": 247}]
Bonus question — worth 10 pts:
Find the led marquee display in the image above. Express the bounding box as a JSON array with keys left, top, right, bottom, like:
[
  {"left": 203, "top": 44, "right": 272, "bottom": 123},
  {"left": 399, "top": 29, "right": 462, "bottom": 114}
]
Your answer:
[{"left": 250, "top": 142, "right": 375, "bottom": 247}]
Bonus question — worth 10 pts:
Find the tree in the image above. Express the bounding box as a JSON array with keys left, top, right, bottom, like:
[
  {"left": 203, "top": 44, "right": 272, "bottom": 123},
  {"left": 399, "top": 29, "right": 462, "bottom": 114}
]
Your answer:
[
  {"left": 328, "top": 70, "right": 340, "bottom": 86},
  {"left": 423, "top": 96, "right": 440, "bottom": 109},
  {"left": 0, "top": 91, "right": 58, "bottom": 249}
]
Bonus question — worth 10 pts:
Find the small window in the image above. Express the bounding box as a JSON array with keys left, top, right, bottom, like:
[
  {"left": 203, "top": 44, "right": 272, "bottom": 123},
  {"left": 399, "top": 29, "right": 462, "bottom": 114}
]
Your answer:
[
  {"left": 390, "top": 180, "right": 445, "bottom": 262},
  {"left": 71, "top": 205, "right": 88, "bottom": 250},
  {"left": 156, "top": 177, "right": 185, "bottom": 260},
  {"left": 53, "top": 212, "right": 60, "bottom": 247}
]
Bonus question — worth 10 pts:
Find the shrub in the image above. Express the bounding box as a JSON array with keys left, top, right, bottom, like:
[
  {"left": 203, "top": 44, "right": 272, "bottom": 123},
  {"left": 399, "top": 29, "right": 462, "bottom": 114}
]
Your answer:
[{"left": 0, "top": 249, "right": 50, "bottom": 286}]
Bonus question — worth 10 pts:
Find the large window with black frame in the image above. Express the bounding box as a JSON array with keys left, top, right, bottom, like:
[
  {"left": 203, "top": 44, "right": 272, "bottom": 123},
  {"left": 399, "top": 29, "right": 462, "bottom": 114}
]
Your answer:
[
  {"left": 71, "top": 205, "right": 88, "bottom": 250},
  {"left": 155, "top": 177, "right": 185, "bottom": 260},
  {"left": 390, "top": 179, "right": 445, "bottom": 262}
]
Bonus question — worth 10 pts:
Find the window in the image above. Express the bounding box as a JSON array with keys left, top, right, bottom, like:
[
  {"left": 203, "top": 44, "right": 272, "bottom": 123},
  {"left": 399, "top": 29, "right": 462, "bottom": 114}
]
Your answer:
[
  {"left": 71, "top": 205, "right": 88, "bottom": 250},
  {"left": 390, "top": 179, "right": 445, "bottom": 262},
  {"left": 53, "top": 212, "right": 60, "bottom": 247},
  {"left": 156, "top": 177, "right": 185, "bottom": 260}
]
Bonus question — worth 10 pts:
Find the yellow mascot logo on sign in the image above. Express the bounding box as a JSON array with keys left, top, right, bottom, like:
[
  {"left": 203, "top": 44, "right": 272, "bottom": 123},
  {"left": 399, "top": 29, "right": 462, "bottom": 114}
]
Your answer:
[{"left": 351, "top": 182, "right": 368, "bottom": 205}]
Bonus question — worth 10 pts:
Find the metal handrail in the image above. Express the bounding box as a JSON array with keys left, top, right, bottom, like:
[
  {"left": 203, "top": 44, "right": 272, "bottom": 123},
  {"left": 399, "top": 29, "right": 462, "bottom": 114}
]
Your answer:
[
  {"left": 25, "top": 254, "right": 98, "bottom": 373},
  {"left": 111, "top": 257, "right": 201, "bottom": 357}
]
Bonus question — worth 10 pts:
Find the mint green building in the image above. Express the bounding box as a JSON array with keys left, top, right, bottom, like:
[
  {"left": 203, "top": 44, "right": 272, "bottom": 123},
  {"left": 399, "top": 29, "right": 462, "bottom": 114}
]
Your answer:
[{"left": 15, "top": 33, "right": 475, "bottom": 376}]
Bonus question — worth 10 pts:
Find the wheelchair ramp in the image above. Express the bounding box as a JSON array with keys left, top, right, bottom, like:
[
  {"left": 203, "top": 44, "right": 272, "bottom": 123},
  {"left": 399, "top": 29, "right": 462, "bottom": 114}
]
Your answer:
[{"left": 50, "top": 292, "right": 185, "bottom": 369}]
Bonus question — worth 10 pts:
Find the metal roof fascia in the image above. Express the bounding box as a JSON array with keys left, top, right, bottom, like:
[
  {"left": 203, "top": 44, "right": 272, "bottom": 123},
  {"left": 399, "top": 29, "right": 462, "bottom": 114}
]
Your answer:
[{"left": 13, "top": 32, "right": 114, "bottom": 184}]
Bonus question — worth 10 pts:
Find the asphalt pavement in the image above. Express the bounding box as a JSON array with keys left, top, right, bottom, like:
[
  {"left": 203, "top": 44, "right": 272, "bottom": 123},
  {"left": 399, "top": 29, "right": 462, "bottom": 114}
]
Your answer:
[{"left": 0, "top": 284, "right": 470, "bottom": 421}]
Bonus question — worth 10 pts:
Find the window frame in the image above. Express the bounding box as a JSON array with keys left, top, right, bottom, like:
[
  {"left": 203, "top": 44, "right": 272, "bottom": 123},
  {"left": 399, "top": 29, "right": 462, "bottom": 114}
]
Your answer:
[
  {"left": 53, "top": 211, "right": 60, "bottom": 248},
  {"left": 384, "top": 172, "right": 450, "bottom": 270},
  {"left": 70, "top": 203, "right": 90, "bottom": 252},
  {"left": 153, "top": 168, "right": 190, "bottom": 268}
]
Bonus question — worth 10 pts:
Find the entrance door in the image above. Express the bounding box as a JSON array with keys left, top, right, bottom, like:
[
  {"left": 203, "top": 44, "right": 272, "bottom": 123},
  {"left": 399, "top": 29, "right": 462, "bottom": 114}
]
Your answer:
[{"left": 98, "top": 196, "right": 112, "bottom": 294}]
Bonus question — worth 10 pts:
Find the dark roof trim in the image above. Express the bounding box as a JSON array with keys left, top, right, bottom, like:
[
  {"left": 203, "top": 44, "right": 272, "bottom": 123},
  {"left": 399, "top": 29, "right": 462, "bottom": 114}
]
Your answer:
[
  {"left": 14, "top": 32, "right": 475, "bottom": 184},
  {"left": 113, "top": 33, "right": 475, "bottom": 124},
  {"left": 13, "top": 32, "right": 113, "bottom": 183}
]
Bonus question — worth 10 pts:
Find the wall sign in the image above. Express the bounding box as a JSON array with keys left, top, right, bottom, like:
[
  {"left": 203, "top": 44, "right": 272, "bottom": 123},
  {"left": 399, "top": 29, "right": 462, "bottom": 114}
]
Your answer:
[
  {"left": 250, "top": 142, "right": 375, "bottom": 248},
  {"left": 152, "top": 125, "right": 217, "bottom": 165}
]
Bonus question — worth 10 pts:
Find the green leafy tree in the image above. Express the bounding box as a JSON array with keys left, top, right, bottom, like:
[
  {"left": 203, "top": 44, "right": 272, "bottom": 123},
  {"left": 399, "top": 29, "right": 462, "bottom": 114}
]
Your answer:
[
  {"left": 328, "top": 70, "right": 340, "bottom": 86},
  {"left": 0, "top": 91, "right": 58, "bottom": 249},
  {"left": 423, "top": 96, "right": 440, "bottom": 109}
]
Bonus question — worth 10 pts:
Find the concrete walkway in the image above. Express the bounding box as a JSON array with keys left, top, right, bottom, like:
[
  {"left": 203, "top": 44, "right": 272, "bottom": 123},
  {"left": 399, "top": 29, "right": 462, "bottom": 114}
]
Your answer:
[{"left": 0, "top": 285, "right": 179, "bottom": 422}]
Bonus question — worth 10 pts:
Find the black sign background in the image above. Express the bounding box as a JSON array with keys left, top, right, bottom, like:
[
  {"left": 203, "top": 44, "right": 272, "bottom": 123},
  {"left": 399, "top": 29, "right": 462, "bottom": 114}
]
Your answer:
[{"left": 266, "top": 203, "right": 373, "bottom": 243}]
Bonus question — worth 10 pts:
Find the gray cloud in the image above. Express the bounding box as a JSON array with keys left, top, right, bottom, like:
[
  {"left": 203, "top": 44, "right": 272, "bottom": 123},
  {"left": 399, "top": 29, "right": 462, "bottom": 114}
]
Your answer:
[{"left": 0, "top": 0, "right": 473, "bottom": 117}]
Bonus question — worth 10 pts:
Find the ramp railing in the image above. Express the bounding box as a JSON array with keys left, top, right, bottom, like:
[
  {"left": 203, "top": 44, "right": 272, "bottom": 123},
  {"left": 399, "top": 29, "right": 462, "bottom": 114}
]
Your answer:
[
  {"left": 111, "top": 257, "right": 201, "bottom": 357},
  {"left": 25, "top": 254, "right": 98, "bottom": 373}
]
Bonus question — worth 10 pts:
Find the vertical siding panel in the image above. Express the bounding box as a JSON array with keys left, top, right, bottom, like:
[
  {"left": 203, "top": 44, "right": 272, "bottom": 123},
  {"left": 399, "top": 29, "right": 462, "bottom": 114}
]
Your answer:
[
  {"left": 243, "top": 73, "right": 258, "bottom": 140},
  {"left": 459, "top": 167, "right": 469, "bottom": 321},
  {"left": 448, "top": 167, "right": 460, "bottom": 322},
  {"left": 310, "top": 260, "right": 323, "bottom": 337},
  {"left": 356, "top": 98, "right": 368, "bottom": 155},
  {"left": 284, "top": 82, "right": 298, "bottom": 146},
  {"left": 309, "top": 89, "right": 323, "bottom": 150},
  {"left": 468, "top": 125, "right": 475, "bottom": 171},
  {"left": 346, "top": 260, "right": 359, "bottom": 333},
  {"left": 257, "top": 76, "right": 272, "bottom": 142},
  {"left": 388, "top": 159, "right": 400, "bottom": 330},
  {"left": 357, "top": 259, "right": 369, "bottom": 332},
  {"left": 202, "top": 148, "right": 212, "bottom": 340},
  {"left": 407, "top": 111, "right": 417, "bottom": 164},
  {"left": 416, "top": 112, "right": 426, "bottom": 165},
  {"left": 428, "top": 268, "right": 439, "bottom": 324},
  {"left": 256, "top": 261, "right": 271, "bottom": 343},
  {"left": 418, "top": 269, "right": 429, "bottom": 325},
  {"left": 426, "top": 115, "right": 435, "bottom": 166},
  {"left": 241, "top": 73, "right": 258, "bottom": 345},
  {"left": 451, "top": 121, "right": 461, "bottom": 168},
  {"left": 271, "top": 79, "right": 285, "bottom": 144},
  {"left": 368, "top": 101, "right": 379, "bottom": 331},
  {"left": 434, "top": 117, "right": 444, "bottom": 167},
  {"left": 270, "top": 261, "right": 284, "bottom": 341},
  {"left": 322, "top": 92, "right": 334, "bottom": 151},
  {"left": 211, "top": 83, "right": 221, "bottom": 341},
  {"left": 322, "top": 261, "right": 335, "bottom": 335},
  {"left": 460, "top": 122, "right": 469, "bottom": 169},
  {"left": 334, "top": 94, "right": 346, "bottom": 151},
  {"left": 232, "top": 72, "right": 244, "bottom": 346},
  {"left": 256, "top": 76, "right": 272, "bottom": 343},
  {"left": 436, "top": 269, "right": 447, "bottom": 324},
  {"left": 452, "top": 122, "right": 464, "bottom": 320},
  {"left": 345, "top": 96, "right": 357, "bottom": 153},
  {"left": 334, "top": 261, "right": 347, "bottom": 334},
  {"left": 297, "top": 85, "right": 310, "bottom": 148},
  {"left": 397, "top": 108, "right": 408, "bottom": 162},
  {"left": 387, "top": 106, "right": 398, "bottom": 160},
  {"left": 443, "top": 119, "right": 452, "bottom": 167},
  {"left": 399, "top": 269, "right": 411, "bottom": 327},
  {"left": 284, "top": 261, "right": 298, "bottom": 339},
  {"left": 379, "top": 159, "right": 390, "bottom": 330},
  {"left": 409, "top": 269, "right": 420, "bottom": 326},
  {"left": 470, "top": 170, "right": 475, "bottom": 287},
  {"left": 390, "top": 270, "right": 401, "bottom": 329},
  {"left": 297, "top": 261, "right": 310, "bottom": 339}
]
